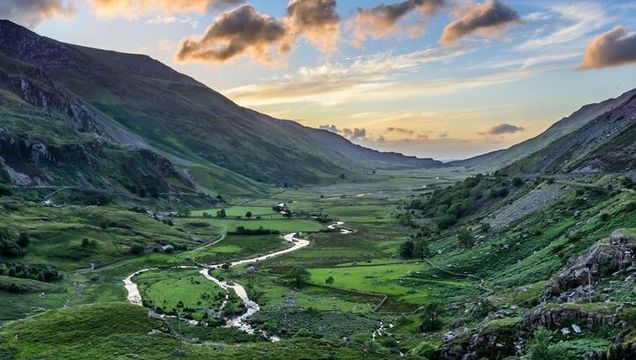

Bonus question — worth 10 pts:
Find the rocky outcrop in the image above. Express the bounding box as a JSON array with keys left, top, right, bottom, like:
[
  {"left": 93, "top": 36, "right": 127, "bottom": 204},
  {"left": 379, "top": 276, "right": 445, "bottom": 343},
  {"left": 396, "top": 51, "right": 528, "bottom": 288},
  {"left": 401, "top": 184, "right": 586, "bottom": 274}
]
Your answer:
[
  {"left": 541, "top": 231, "right": 636, "bottom": 303},
  {"left": 522, "top": 306, "right": 617, "bottom": 330},
  {"left": 439, "top": 319, "right": 521, "bottom": 360}
]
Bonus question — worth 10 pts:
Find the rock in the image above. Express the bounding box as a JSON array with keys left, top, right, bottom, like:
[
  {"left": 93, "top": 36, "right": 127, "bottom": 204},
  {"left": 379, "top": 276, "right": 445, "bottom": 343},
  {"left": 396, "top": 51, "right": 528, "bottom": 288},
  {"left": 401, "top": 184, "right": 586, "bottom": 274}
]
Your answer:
[
  {"left": 522, "top": 306, "right": 617, "bottom": 330},
  {"left": 443, "top": 331, "right": 456, "bottom": 342},
  {"left": 572, "top": 324, "right": 582, "bottom": 334},
  {"left": 561, "top": 327, "right": 571, "bottom": 335},
  {"left": 540, "top": 231, "right": 635, "bottom": 303}
]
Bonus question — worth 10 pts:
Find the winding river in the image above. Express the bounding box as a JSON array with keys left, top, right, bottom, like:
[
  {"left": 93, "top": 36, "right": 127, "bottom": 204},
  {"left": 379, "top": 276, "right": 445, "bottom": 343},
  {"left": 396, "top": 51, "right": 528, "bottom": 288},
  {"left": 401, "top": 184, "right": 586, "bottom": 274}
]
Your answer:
[{"left": 123, "top": 223, "right": 350, "bottom": 338}]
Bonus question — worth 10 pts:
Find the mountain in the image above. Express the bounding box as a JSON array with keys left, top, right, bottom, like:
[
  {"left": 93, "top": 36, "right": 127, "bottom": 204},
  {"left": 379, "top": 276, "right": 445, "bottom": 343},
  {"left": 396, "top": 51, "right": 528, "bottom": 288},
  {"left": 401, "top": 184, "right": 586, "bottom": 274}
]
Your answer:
[
  {"left": 502, "top": 91, "right": 635, "bottom": 175},
  {"left": 449, "top": 89, "right": 636, "bottom": 171},
  {"left": 0, "top": 20, "right": 441, "bottom": 197}
]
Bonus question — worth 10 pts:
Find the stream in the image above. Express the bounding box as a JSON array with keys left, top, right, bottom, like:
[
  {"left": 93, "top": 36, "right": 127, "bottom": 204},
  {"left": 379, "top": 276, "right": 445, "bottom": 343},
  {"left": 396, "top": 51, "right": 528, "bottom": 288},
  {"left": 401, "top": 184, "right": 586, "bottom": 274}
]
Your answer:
[{"left": 123, "top": 223, "right": 354, "bottom": 340}]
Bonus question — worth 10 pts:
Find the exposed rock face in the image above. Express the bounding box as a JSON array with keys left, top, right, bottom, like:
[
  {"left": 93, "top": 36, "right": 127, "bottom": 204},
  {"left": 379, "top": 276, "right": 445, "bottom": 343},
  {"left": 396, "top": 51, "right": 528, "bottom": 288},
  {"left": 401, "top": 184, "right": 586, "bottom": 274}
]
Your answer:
[
  {"left": 541, "top": 231, "right": 636, "bottom": 303},
  {"left": 522, "top": 306, "right": 617, "bottom": 330},
  {"left": 439, "top": 322, "right": 520, "bottom": 360},
  {"left": 485, "top": 184, "right": 564, "bottom": 229}
]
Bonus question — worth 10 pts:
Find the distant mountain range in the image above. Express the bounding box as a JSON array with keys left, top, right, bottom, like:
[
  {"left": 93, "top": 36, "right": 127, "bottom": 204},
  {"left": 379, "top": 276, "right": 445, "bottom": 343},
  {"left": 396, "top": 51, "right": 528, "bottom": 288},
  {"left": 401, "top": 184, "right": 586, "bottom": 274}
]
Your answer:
[
  {"left": 0, "top": 20, "right": 441, "bottom": 197},
  {"left": 451, "top": 89, "right": 636, "bottom": 174}
]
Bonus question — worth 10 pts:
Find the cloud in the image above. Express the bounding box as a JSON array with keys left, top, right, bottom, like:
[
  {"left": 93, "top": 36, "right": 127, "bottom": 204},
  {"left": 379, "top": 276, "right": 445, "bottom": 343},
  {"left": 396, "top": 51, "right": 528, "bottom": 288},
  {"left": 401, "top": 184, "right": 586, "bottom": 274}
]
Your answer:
[
  {"left": 286, "top": 0, "right": 340, "bottom": 52},
  {"left": 440, "top": 0, "right": 520, "bottom": 44},
  {"left": 175, "top": 5, "right": 291, "bottom": 66},
  {"left": 580, "top": 26, "right": 636, "bottom": 69},
  {"left": 479, "top": 123, "right": 524, "bottom": 135},
  {"left": 226, "top": 45, "right": 476, "bottom": 105},
  {"left": 350, "top": 0, "right": 445, "bottom": 46},
  {"left": 0, "top": 0, "right": 75, "bottom": 28},
  {"left": 386, "top": 127, "right": 415, "bottom": 136},
  {"left": 91, "top": 0, "right": 243, "bottom": 18},
  {"left": 517, "top": 3, "right": 605, "bottom": 51},
  {"left": 343, "top": 128, "right": 368, "bottom": 141},
  {"left": 145, "top": 15, "right": 198, "bottom": 27},
  {"left": 319, "top": 124, "right": 339, "bottom": 133},
  {"left": 319, "top": 124, "right": 368, "bottom": 141}
]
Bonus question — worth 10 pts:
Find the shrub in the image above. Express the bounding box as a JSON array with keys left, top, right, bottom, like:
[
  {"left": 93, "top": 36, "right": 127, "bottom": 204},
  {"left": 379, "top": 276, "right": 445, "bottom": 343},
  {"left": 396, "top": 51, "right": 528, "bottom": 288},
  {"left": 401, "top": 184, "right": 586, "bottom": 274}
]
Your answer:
[
  {"left": 130, "top": 244, "right": 145, "bottom": 255},
  {"left": 285, "top": 265, "right": 311, "bottom": 289}
]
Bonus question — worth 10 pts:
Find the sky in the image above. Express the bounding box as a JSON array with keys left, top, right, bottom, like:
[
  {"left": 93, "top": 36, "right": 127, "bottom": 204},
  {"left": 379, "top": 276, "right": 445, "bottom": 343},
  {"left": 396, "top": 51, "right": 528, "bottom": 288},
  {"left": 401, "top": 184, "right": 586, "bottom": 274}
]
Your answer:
[{"left": 3, "top": 0, "right": 636, "bottom": 160}]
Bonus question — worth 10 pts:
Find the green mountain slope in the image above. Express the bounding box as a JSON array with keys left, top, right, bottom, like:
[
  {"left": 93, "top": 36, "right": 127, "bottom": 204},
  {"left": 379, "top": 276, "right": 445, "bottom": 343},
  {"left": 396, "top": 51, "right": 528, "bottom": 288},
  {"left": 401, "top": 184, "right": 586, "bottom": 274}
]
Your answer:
[{"left": 0, "top": 20, "right": 441, "bottom": 197}]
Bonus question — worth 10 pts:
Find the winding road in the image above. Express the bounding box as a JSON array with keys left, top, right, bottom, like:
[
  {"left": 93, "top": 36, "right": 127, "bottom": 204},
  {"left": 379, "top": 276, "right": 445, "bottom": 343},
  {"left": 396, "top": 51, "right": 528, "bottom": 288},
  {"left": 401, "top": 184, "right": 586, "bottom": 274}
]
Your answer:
[{"left": 123, "top": 224, "right": 346, "bottom": 338}]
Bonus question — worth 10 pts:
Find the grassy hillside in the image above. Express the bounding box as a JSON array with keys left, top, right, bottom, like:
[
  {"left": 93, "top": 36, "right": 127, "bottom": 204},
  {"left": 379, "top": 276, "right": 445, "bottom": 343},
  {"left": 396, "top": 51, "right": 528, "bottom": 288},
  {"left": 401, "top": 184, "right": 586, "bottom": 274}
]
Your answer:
[{"left": 0, "top": 19, "right": 439, "bottom": 202}]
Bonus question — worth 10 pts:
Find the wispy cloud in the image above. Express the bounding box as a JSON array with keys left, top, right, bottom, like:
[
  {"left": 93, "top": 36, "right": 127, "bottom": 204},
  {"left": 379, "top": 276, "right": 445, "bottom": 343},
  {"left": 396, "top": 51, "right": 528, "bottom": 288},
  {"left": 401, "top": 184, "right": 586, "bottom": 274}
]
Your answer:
[
  {"left": 226, "top": 58, "right": 544, "bottom": 107},
  {"left": 225, "top": 45, "right": 478, "bottom": 105},
  {"left": 517, "top": 2, "right": 605, "bottom": 50},
  {"left": 145, "top": 15, "right": 199, "bottom": 27},
  {"left": 90, "top": 0, "right": 244, "bottom": 18}
]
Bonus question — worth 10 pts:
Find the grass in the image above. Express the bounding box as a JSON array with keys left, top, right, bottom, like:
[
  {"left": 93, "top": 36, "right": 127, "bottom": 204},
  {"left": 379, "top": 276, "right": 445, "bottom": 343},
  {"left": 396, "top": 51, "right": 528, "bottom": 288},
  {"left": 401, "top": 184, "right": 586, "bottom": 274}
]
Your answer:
[
  {"left": 0, "top": 302, "right": 398, "bottom": 359},
  {"left": 306, "top": 263, "right": 465, "bottom": 304},
  {"left": 187, "top": 217, "right": 325, "bottom": 233},
  {"left": 136, "top": 268, "right": 225, "bottom": 320}
]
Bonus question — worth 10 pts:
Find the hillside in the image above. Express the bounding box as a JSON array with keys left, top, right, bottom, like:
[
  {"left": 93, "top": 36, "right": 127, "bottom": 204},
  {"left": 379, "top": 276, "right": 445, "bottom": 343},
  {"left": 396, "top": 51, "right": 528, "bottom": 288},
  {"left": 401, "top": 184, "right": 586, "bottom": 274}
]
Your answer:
[
  {"left": 0, "top": 20, "right": 441, "bottom": 199},
  {"left": 449, "top": 89, "right": 636, "bottom": 171},
  {"left": 503, "top": 92, "right": 635, "bottom": 175}
]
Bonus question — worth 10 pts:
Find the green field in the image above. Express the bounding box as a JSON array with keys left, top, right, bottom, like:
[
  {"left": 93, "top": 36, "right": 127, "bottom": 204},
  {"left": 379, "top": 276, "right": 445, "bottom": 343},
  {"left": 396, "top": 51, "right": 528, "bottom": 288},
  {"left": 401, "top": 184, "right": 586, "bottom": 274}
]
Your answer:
[{"left": 137, "top": 268, "right": 225, "bottom": 320}]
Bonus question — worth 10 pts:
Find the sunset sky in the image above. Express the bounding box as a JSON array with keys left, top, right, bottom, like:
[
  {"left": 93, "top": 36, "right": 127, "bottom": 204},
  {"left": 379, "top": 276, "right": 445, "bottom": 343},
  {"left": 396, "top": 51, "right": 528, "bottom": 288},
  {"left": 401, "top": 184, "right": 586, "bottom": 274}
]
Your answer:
[{"left": 6, "top": 0, "right": 636, "bottom": 160}]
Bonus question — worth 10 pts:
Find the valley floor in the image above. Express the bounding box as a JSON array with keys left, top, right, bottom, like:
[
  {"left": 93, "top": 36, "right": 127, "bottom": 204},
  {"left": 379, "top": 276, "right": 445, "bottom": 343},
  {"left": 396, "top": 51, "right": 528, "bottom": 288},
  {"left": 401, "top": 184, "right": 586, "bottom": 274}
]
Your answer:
[{"left": 1, "top": 169, "right": 635, "bottom": 359}]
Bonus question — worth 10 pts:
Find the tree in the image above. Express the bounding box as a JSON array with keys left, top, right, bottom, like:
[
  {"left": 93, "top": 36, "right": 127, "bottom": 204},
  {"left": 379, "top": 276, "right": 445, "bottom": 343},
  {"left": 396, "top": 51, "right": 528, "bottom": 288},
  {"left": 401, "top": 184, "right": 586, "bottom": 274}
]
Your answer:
[
  {"left": 325, "top": 276, "right": 334, "bottom": 286},
  {"left": 130, "top": 244, "right": 145, "bottom": 255},
  {"left": 458, "top": 229, "right": 474, "bottom": 248},
  {"left": 285, "top": 265, "right": 311, "bottom": 289},
  {"left": 17, "top": 233, "right": 30, "bottom": 248},
  {"left": 413, "top": 239, "right": 432, "bottom": 259},
  {"left": 216, "top": 209, "right": 227, "bottom": 218},
  {"left": 399, "top": 239, "right": 415, "bottom": 259},
  {"left": 419, "top": 302, "right": 443, "bottom": 332},
  {"left": 245, "top": 211, "right": 253, "bottom": 219}
]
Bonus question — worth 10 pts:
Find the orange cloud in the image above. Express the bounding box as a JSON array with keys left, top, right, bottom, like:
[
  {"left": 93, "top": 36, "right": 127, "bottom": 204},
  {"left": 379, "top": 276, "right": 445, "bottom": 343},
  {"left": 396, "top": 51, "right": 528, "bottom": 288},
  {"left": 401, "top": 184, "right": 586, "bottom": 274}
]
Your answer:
[
  {"left": 91, "top": 0, "right": 243, "bottom": 18},
  {"left": 175, "top": 5, "right": 290, "bottom": 66},
  {"left": 286, "top": 0, "right": 340, "bottom": 52},
  {"left": 350, "top": 0, "right": 445, "bottom": 46},
  {"left": 440, "top": 0, "right": 520, "bottom": 44},
  {"left": 581, "top": 26, "right": 636, "bottom": 69}
]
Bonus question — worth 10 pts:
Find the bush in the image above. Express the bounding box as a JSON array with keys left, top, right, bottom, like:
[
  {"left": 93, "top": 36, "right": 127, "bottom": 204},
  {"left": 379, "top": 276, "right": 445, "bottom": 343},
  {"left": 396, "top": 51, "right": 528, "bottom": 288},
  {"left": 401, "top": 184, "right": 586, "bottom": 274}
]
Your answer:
[
  {"left": 285, "top": 265, "right": 311, "bottom": 289},
  {"left": 458, "top": 229, "right": 474, "bottom": 248},
  {"left": 130, "top": 244, "right": 145, "bottom": 255},
  {"left": 0, "top": 228, "right": 22, "bottom": 257},
  {"left": 526, "top": 328, "right": 569, "bottom": 360}
]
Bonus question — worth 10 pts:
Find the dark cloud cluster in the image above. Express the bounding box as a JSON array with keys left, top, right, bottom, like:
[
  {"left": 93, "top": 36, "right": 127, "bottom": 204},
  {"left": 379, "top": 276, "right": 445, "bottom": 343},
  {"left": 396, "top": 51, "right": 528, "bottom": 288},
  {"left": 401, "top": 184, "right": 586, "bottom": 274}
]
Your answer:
[
  {"left": 319, "top": 124, "right": 368, "bottom": 141},
  {"left": 176, "top": 5, "right": 290, "bottom": 65},
  {"left": 177, "top": 0, "right": 343, "bottom": 65},
  {"left": 581, "top": 26, "right": 636, "bottom": 69},
  {"left": 440, "top": 0, "right": 520, "bottom": 44},
  {"left": 0, "top": 0, "right": 75, "bottom": 28},
  {"left": 351, "top": 0, "right": 446, "bottom": 45},
  {"left": 480, "top": 123, "right": 524, "bottom": 136}
]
